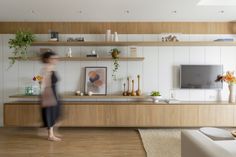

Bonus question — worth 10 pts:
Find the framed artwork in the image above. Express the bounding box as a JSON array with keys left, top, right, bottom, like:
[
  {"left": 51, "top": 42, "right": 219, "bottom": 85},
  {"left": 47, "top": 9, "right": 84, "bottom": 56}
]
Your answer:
[{"left": 84, "top": 67, "right": 107, "bottom": 95}]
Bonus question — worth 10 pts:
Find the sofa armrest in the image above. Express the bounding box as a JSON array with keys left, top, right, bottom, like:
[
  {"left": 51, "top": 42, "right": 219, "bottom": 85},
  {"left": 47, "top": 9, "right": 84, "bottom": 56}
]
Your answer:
[{"left": 181, "top": 130, "right": 233, "bottom": 157}]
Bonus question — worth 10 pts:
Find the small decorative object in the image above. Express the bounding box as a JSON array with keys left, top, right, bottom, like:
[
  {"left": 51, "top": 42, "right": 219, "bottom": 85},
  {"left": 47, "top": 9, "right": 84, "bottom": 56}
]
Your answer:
[
  {"left": 130, "top": 47, "right": 137, "bottom": 57},
  {"left": 75, "top": 90, "right": 81, "bottom": 95},
  {"left": 150, "top": 91, "right": 162, "bottom": 103},
  {"left": 8, "top": 30, "right": 36, "bottom": 66},
  {"left": 67, "top": 48, "right": 72, "bottom": 58},
  {"left": 80, "top": 92, "right": 84, "bottom": 96},
  {"left": 86, "top": 50, "right": 98, "bottom": 58},
  {"left": 25, "top": 86, "right": 34, "bottom": 96},
  {"left": 114, "top": 32, "right": 119, "bottom": 42},
  {"left": 67, "top": 37, "right": 85, "bottom": 42},
  {"left": 105, "top": 29, "right": 111, "bottom": 41},
  {"left": 111, "top": 34, "right": 114, "bottom": 41},
  {"left": 110, "top": 48, "right": 121, "bottom": 80},
  {"left": 136, "top": 75, "right": 142, "bottom": 96},
  {"left": 88, "top": 91, "right": 93, "bottom": 96},
  {"left": 131, "top": 80, "right": 136, "bottom": 96},
  {"left": 50, "top": 31, "right": 59, "bottom": 41},
  {"left": 127, "top": 77, "right": 131, "bottom": 96},
  {"left": 122, "top": 83, "right": 128, "bottom": 96},
  {"left": 216, "top": 71, "right": 236, "bottom": 103},
  {"left": 162, "top": 35, "right": 179, "bottom": 42},
  {"left": 85, "top": 67, "right": 107, "bottom": 95}
]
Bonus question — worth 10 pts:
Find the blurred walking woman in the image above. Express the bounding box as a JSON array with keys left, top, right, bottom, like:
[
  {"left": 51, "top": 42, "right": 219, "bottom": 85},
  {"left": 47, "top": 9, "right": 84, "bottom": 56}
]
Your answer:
[{"left": 40, "top": 51, "right": 62, "bottom": 141}]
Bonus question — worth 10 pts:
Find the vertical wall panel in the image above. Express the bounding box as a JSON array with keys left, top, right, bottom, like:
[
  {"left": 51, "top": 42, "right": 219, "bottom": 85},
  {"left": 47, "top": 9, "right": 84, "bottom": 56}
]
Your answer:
[
  {"left": 205, "top": 46, "right": 221, "bottom": 101},
  {"left": 158, "top": 47, "right": 173, "bottom": 99},
  {"left": 143, "top": 47, "right": 158, "bottom": 94},
  {"left": 3, "top": 35, "right": 19, "bottom": 103},
  {"left": 173, "top": 47, "right": 190, "bottom": 101},
  {"left": 189, "top": 47, "right": 205, "bottom": 101},
  {"left": 0, "top": 35, "right": 3, "bottom": 126}
]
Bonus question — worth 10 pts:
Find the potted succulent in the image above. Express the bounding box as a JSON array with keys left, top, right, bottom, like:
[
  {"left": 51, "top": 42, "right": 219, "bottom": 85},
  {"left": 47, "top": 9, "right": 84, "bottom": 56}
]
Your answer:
[
  {"left": 8, "top": 30, "right": 36, "bottom": 66},
  {"left": 150, "top": 91, "right": 162, "bottom": 103},
  {"left": 109, "top": 48, "right": 121, "bottom": 80}
]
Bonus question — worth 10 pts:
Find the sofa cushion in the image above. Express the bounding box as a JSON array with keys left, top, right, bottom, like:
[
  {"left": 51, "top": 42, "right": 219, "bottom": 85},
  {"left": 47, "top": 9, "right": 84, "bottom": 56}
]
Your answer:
[
  {"left": 215, "top": 140, "right": 236, "bottom": 155},
  {"left": 199, "top": 127, "right": 235, "bottom": 141}
]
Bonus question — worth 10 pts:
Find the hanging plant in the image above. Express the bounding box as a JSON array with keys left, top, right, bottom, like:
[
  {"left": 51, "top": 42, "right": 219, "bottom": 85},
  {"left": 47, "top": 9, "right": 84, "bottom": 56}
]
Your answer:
[
  {"left": 109, "top": 48, "right": 121, "bottom": 80},
  {"left": 8, "top": 30, "right": 36, "bottom": 66}
]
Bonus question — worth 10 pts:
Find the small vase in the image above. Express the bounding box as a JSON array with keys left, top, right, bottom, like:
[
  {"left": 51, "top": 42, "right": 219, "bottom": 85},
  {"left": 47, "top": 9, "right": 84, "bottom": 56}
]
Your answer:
[{"left": 228, "top": 84, "right": 235, "bottom": 103}]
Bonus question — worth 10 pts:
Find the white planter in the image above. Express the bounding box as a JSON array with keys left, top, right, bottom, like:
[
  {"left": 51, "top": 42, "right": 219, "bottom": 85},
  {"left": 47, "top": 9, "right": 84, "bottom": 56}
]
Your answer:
[{"left": 150, "top": 96, "right": 162, "bottom": 103}]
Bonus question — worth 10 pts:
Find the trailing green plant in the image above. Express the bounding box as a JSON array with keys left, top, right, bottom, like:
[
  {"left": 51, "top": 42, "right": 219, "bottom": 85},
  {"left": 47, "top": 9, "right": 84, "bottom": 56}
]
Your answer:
[
  {"left": 109, "top": 48, "right": 121, "bottom": 80},
  {"left": 8, "top": 30, "right": 36, "bottom": 66}
]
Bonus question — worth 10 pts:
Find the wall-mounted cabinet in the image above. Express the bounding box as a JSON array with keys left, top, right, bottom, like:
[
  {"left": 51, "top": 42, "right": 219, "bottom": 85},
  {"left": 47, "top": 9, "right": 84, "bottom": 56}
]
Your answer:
[{"left": 4, "top": 102, "right": 236, "bottom": 127}]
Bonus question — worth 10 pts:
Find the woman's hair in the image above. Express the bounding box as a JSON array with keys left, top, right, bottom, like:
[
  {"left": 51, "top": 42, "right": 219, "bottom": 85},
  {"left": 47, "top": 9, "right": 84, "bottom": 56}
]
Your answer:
[{"left": 41, "top": 51, "right": 57, "bottom": 63}]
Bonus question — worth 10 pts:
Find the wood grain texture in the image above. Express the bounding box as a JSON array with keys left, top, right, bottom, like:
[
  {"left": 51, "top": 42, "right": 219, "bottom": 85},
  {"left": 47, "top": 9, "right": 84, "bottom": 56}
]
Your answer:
[
  {"left": 8, "top": 56, "right": 145, "bottom": 61},
  {"left": 181, "top": 105, "right": 199, "bottom": 127},
  {"left": 0, "top": 22, "right": 235, "bottom": 34},
  {"left": 29, "top": 41, "right": 236, "bottom": 46},
  {"left": 4, "top": 102, "right": 236, "bottom": 127},
  {"left": 0, "top": 128, "right": 146, "bottom": 157}
]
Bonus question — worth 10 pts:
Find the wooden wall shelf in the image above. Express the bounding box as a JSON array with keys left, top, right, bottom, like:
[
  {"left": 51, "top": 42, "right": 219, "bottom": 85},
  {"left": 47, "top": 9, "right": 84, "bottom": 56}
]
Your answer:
[
  {"left": 8, "top": 56, "right": 145, "bottom": 61},
  {"left": 9, "top": 94, "right": 147, "bottom": 99},
  {"left": 31, "top": 41, "right": 236, "bottom": 46}
]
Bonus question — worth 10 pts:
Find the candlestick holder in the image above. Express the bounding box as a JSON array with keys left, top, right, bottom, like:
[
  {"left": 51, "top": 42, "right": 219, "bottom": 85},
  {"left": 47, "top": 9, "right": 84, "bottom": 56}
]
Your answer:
[
  {"left": 131, "top": 80, "right": 136, "bottom": 96},
  {"left": 136, "top": 75, "right": 141, "bottom": 96}
]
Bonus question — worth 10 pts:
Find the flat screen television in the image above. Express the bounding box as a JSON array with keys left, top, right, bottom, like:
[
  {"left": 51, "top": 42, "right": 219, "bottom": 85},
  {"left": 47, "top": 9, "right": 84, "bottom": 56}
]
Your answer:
[{"left": 180, "top": 65, "right": 223, "bottom": 89}]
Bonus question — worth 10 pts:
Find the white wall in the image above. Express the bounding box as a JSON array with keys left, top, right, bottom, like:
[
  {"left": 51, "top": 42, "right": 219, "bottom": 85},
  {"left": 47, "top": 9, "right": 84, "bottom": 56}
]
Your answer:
[{"left": 0, "top": 33, "right": 236, "bottom": 126}]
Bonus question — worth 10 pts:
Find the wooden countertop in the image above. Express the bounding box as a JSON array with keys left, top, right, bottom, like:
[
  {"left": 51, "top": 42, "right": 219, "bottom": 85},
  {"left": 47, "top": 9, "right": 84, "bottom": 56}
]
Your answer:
[{"left": 4, "top": 101, "right": 236, "bottom": 106}]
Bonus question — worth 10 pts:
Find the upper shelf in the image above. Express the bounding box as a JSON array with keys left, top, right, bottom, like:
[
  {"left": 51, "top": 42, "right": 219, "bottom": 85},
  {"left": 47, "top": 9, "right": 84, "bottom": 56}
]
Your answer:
[
  {"left": 31, "top": 41, "right": 236, "bottom": 46},
  {"left": 8, "top": 56, "right": 145, "bottom": 61}
]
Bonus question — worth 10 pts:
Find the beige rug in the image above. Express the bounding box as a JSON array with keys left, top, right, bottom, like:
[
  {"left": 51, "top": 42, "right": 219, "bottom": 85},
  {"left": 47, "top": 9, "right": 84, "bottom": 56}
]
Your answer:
[{"left": 138, "top": 129, "right": 182, "bottom": 157}]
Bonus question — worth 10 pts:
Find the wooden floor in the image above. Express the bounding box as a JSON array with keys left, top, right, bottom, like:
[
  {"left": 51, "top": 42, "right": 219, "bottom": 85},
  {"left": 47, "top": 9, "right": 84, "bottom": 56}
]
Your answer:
[{"left": 0, "top": 128, "right": 146, "bottom": 157}]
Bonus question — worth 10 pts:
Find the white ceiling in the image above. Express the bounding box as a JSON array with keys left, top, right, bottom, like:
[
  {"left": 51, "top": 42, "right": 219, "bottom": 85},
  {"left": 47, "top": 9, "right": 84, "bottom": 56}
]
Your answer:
[{"left": 0, "top": 0, "right": 236, "bottom": 22}]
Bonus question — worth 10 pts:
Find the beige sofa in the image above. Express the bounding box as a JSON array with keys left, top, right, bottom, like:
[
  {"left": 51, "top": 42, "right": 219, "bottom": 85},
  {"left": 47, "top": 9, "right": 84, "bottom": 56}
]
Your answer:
[{"left": 181, "top": 130, "right": 236, "bottom": 157}]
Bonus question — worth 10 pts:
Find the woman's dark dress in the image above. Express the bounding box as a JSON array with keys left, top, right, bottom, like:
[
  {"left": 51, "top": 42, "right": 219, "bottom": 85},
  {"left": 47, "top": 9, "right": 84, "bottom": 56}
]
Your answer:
[{"left": 41, "top": 71, "right": 61, "bottom": 128}]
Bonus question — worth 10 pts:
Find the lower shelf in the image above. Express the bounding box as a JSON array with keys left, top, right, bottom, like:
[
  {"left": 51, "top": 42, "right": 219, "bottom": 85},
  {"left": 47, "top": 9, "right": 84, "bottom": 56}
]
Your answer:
[{"left": 9, "top": 94, "right": 147, "bottom": 99}]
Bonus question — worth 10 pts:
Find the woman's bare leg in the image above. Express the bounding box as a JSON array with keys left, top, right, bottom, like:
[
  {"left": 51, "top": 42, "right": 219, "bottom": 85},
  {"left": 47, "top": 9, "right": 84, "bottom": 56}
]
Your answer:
[{"left": 48, "top": 127, "right": 61, "bottom": 141}]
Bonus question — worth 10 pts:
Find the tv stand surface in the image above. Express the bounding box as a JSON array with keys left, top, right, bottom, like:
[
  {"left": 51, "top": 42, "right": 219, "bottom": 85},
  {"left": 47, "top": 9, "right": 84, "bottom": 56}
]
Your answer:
[{"left": 4, "top": 101, "right": 236, "bottom": 127}]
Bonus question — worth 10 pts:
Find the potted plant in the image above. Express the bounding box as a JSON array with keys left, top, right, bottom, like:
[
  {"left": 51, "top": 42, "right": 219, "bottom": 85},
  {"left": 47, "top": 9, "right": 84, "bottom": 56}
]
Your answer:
[
  {"left": 8, "top": 30, "right": 36, "bottom": 66},
  {"left": 109, "top": 48, "right": 121, "bottom": 80},
  {"left": 150, "top": 91, "right": 162, "bottom": 103}
]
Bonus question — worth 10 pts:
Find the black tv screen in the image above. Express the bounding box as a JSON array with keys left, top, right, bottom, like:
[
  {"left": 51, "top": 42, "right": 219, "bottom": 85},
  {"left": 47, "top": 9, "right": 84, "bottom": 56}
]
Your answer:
[{"left": 180, "top": 65, "right": 223, "bottom": 89}]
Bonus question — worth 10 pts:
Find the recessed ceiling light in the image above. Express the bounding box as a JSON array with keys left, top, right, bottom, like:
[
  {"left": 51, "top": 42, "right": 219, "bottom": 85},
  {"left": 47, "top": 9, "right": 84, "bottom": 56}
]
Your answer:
[
  {"left": 218, "top": 10, "right": 225, "bottom": 13},
  {"left": 198, "top": 0, "right": 236, "bottom": 6},
  {"left": 124, "top": 10, "right": 130, "bottom": 14},
  {"left": 77, "top": 10, "right": 83, "bottom": 14},
  {"left": 172, "top": 10, "right": 177, "bottom": 14},
  {"left": 31, "top": 10, "right": 37, "bottom": 15}
]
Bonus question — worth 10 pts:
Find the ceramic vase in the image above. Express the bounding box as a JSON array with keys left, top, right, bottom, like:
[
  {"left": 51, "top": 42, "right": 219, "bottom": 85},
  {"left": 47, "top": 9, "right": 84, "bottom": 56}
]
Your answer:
[{"left": 228, "top": 84, "right": 235, "bottom": 103}]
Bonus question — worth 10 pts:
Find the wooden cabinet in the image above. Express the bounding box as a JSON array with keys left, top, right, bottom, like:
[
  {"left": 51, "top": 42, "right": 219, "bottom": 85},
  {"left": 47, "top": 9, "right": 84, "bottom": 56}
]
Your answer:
[{"left": 4, "top": 102, "right": 236, "bottom": 127}]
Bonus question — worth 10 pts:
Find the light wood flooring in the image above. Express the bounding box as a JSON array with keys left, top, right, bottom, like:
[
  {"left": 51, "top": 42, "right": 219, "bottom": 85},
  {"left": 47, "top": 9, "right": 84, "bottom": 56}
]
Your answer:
[{"left": 0, "top": 128, "right": 146, "bottom": 157}]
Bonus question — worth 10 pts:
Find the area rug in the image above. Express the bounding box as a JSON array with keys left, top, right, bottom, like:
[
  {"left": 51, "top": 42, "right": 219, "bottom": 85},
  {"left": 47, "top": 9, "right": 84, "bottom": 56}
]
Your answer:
[{"left": 138, "top": 129, "right": 182, "bottom": 157}]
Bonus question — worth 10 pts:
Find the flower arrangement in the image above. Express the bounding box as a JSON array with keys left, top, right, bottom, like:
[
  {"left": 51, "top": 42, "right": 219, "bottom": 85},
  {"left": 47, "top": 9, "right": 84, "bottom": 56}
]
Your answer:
[
  {"left": 216, "top": 71, "right": 236, "bottom": 103},
  {"left": 216, "top": 71, "right": 236, "bottom": 85},
  {"left": 33, "top": 75, "right": 43, "bottom": 84}
]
